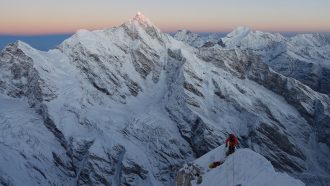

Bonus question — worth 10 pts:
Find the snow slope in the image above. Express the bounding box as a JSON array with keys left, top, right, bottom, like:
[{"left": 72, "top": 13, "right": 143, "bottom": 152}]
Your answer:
[
  {"left": 189, "top": 146, "right": 304, "bottom": 186},
  {"left": 0, "top": 94, "right": 71, "bottom": 186},
  {"left": 1, "top": 13, "right": 330, "bottom": 186}
]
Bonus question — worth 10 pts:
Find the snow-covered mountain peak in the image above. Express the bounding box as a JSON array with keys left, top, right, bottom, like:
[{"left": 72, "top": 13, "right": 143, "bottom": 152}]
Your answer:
[
  {"left": 227, "top": 26, "right": 251, "bottom": 38},
  {"left": 174, "top": 30, "right": 197, "bottom": 39},
  {"left": 113, "top": 11, "right": 165, "bottom": 43},
  {"left": 175, "top": 30, "right": 198, "bottom": 40},
  {"left": 61, "top": 12, "right": 163, "bottom": 49},
  {"left": 133, "top": 12, "right": 148, "bottom": 22},
  {"left": 176, "top": 29, "right": 193, "bottom": 34},
  {"left": 222, "top": 27, "right": 287, "bottom": 50},
  {"left": 224, "top": 26, "right": 287, "bottom": 43},
  {"left": 7, "top": 40, "right": 32, "bottom": 51},
  {"left": 1, "top": 40, "right": 38, "bottom": 61},
  {"left": 130, "top": 11, "right": 155, "bottom": 28},
  {"left": 174, "top": 30, "right": 207, "bottom": 47}
]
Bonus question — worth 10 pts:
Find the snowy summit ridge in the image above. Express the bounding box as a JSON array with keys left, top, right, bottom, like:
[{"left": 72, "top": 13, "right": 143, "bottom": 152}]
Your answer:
[
  {"left": 130, "top": 11, "right": 155, "bottom": 27},
  {"left": 0, "top": 13, "right": 330, "bottom": 186},
  {"left": 176, "top": 145, "right": 304, "bottom": 186}
]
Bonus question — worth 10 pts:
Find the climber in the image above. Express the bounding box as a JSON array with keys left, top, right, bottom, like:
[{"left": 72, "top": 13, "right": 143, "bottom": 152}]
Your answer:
[{"left": 225, "top": 134, "right": 239, "bottom": 156}]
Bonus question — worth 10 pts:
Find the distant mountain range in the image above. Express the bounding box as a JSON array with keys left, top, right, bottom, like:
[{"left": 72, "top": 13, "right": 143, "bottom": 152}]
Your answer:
[
  {"left": 175, "top": 28, "right": 330, "bottom": 95},
  {"left": 1, "top": 32, "right": 330, "bottom": 51}
]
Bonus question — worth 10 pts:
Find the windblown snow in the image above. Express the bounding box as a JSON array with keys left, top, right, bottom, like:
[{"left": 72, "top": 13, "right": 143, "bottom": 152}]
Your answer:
[{"left": 0, "top": 12, "right": 330, "bottom": 186}]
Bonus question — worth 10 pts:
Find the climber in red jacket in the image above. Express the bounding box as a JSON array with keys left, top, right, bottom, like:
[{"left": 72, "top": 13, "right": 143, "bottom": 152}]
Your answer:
[{"left": 225, "top": 134, "right": 239, "bottom": 156}]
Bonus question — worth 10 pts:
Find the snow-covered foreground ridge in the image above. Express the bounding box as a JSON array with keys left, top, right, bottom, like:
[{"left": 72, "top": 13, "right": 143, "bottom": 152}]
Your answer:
[
  {"left": 177, "top": 146, "right": 304, "bottom": 186},
  {"left": 0, "top": 13, "right": 330, "bottom": 186}
]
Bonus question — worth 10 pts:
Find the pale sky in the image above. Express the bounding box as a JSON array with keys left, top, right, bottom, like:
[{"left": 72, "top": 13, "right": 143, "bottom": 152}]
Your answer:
[{"left": 0, "top": 0, "right": 330, "bottom": 35}]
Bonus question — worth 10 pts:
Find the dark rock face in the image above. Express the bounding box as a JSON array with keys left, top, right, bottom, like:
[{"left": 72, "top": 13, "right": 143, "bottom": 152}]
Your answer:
[
  {"left": 0, "top": 176, "right": 13, "bottom": 186},
  {"left": 217, "top": 40, "right": 226, "bottom": 47},
  {"left": 267, "top": 54, "right": 330, "bottom": 94},
  {"left": 0, "top": 43, "right": 40, "bottom": 100},
  {"left": 320, "top": 68, "right": 330, "bottom": 94},
  {"left": 131, "top": 48, "right": 161, "bottom": 83},
  {"left": 202, "top": 42, "right": 215, "bottom": 48},
  {"left": 121, "top": 118, "right": 192, "bottom": 184},
  {"left": 122, "top": 160, "right": 149, "bottom": 185},
  {"left": 251, "top": 123, "right": 305, "bottom": 173},
  {"left": 314, "top": 100, "right": 330, "bottom": 148},
  {"left": 183, "top": 82, "right": 204, "bottom": 98},
  {"left": 76, "top": 144, "right": 127, "bottom": 186}
]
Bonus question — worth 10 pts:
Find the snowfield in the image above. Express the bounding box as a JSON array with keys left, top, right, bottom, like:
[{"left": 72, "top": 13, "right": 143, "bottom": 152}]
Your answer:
[{"left": 192, "top": 146, "right": 305, "bottom": 186}]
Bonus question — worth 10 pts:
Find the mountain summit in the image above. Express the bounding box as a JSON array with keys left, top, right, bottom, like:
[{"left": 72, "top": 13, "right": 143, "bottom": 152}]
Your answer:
[
  {"left": 131, "top": 12, "right": 152, "bottom": 25},
  {"left": 126, "top": 12, "right": 159, "bottom": 32}
]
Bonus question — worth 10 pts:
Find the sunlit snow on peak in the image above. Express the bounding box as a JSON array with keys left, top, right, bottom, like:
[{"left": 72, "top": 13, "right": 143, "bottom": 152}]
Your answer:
[{"left": 130, "top": 11, "right": 155, "bottom": 28}]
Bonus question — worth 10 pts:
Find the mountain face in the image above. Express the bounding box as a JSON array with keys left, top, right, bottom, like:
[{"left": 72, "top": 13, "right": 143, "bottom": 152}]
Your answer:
[
  {"left": 176, "top": 27, "right": 330, "bottom": 95},
  {"left": 0, "top": 13, "right": 330, "bottom": 186},
  {"left": 174, "top": 30, "right": 225, "bottom": 48}
]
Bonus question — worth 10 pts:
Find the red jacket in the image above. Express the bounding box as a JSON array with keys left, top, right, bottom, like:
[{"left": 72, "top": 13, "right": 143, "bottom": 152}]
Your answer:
[{"left": 226, "top": 136, "right": 239, "bottom": 147}]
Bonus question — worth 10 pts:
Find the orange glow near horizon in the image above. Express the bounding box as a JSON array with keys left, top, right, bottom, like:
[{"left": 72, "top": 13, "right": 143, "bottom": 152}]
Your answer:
[
  {"left": 2, "top": 16, "right": 330, "bottom": 35},
  {"left": 1, "top": 0, "right": 330, "bottom": 35},
  {"left": 3, "top": 18, "right": 330, "bottom": 35}
]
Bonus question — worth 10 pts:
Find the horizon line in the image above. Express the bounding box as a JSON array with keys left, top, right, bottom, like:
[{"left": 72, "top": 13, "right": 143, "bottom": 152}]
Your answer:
[{"left": 2, "top": 29, "right": 330, "bottom": 36}]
